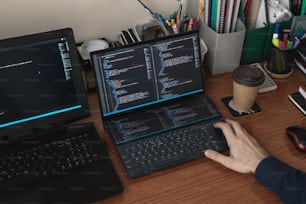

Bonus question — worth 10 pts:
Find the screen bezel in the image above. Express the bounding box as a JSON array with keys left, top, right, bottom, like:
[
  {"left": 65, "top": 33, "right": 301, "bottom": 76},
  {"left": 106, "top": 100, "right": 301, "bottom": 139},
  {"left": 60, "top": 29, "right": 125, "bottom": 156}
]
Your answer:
[{"left": 0, "top": 28, "right": 89, "bottom": 141}]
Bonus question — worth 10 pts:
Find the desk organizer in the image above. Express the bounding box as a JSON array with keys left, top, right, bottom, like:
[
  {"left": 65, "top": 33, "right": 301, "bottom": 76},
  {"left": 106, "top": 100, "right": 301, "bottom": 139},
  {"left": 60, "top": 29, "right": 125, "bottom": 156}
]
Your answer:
[{"left": 200, "top": 19, "right": 246, "bottom": 75}]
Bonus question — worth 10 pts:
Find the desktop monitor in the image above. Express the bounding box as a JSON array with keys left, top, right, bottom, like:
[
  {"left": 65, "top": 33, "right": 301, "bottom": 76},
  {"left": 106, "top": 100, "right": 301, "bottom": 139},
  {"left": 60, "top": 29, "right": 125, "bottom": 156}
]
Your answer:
[{"left": 0, "top": 28, "right": 89, "bottom": 142}]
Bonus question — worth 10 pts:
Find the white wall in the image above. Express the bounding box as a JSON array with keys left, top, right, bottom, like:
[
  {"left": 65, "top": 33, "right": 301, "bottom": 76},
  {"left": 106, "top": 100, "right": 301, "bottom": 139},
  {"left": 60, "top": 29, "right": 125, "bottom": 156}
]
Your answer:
[{"left": 0, "top": 0, "right": 182, "bottom": 43}]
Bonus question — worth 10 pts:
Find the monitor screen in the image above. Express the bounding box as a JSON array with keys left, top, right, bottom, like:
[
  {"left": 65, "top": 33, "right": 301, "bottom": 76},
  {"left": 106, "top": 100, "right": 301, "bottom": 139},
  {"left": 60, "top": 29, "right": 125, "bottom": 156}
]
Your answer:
[
  {"left": 91, "top": 31, "right": 203, "bottom": 118},
  {"left": 0, "top": 28, "right": 89, "bottom": 142}
]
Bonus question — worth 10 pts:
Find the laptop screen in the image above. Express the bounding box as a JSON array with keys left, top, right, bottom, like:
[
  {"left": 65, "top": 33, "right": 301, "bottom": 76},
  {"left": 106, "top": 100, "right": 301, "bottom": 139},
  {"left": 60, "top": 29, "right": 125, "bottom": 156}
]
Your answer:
[
  {"left": 0, "top": 28, "right": 89, "bottom": 143},
  {"left": 91, "top": 31, "right": 203, "bottom": 118}
]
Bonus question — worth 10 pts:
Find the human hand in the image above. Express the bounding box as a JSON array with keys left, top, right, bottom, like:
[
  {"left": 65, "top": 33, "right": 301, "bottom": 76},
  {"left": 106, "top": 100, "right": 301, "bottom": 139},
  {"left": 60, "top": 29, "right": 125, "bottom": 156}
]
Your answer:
[{"left": 204, "top": 119, "right": 269, "bottom": 173}]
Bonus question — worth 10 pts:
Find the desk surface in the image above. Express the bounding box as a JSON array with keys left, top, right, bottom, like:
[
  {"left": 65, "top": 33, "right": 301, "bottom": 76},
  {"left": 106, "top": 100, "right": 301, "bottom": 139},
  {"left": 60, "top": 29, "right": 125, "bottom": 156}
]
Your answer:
[{"left": 80, "top": 67, "right": 306, "bottom": 204}]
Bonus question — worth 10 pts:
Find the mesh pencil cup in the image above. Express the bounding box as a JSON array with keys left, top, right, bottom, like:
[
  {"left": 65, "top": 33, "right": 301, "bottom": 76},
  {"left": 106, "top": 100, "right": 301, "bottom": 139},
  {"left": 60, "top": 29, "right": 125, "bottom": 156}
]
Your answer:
[{"left": 265, "top": 46, "right": 297, "bottom": 79}]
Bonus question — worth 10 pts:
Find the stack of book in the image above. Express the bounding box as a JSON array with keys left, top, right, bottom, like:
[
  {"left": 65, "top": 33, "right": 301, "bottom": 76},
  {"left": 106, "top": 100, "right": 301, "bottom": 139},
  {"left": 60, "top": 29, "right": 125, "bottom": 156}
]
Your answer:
[
  {"left": 204, "top": 0, "right": 242, "bottom": 33},
  {"left": 288, "top": 30, "right": 306, "bottom": 116},
  {"left": 288, "top": 85, "right": 306, "bottom": 116},
  {"left": 294, "top": 38, "right": 306, "bottom": 74}
]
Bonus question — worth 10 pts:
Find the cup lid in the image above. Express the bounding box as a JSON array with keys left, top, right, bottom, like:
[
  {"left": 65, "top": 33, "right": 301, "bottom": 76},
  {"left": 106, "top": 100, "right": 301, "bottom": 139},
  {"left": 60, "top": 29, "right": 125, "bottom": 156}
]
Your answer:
[{"left": 232, "top": 65, "right": 265, "bottom": 87}]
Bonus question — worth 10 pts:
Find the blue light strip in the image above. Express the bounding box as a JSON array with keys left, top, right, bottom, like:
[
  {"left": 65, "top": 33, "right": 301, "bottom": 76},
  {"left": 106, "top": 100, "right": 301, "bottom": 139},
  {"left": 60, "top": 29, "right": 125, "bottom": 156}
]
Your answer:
[
  {"left": 0, "top": 105, "right": 82, "bottom": 128},
  {"left": 103, "top": 89, "right": 204, "bottom": 117}
]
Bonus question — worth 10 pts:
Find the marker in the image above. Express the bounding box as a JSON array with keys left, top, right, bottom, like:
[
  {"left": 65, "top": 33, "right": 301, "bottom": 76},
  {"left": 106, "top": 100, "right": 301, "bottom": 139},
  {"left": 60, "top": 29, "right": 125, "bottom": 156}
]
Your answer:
[
  {"left": 283, "top": 33, "right": 288, "bottom": 47},
  {"left": 274, "top": 23, "right": 280, "bottom": 39},
  {"left": 279, "top": 40, "right": 286, "bottom": 49},
  {"left": 166, "top": 20, "right": 174, "bottom": 34},
  {"left": 294, "top": 38, "right": 300, "bottom": 48},
  {"left": 287, "top": 40, "right": 293, "bottom": 49},
  {"left": 272, "top": 38, "right": 280, "bottom": 48},
  {"left": 292, "top": 29, "right": 305, "bottom": 49}
]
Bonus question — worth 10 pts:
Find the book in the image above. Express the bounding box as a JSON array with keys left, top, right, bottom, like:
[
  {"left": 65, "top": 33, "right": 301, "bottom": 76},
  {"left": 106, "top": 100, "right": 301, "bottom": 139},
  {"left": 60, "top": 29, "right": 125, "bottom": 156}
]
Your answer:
[
  {"left": 297, "top": 38, "right": 306, "bottom": 62},
  {"left": 295, "top": 39, "right": 306, "bottom": 74},
  {"left": 294, "top": 53, "right": 306, "bottom": 74},
  {"left": 210, "top": 0, "right": 218, "bottom": 31},
  {"left": 301, "top": 0, "right": 306, "bottom": 15},
  {"left": 230, "top": 0, "right": 242, "bottom": 32},
  {"left": 245, "top": 0, "right": 262, "bottom": 29},
  {"left": 288, "top": 85, "right": 306, "bottom": 116},
  {"left": 224, "top": 0, "right": 234, "bottom": 33},
  {"left": 217, "top": 0, "right": 227, "bottom": 33},
  {"left": 205, "top": 0, "right": 211, "bottom": 26},
  {"left": 243, "top": 0, "right": 252, "bottom": 17},
  {"left": 299, "top": 85, "right": 306, "bottom": 100},
  {"left": 206, "top": 0, "right": 242, "bottom": 33},
  {"left": 215, "top": 0, "right": 222, "bottom": 32},
  {"left": 288, "top": 92, "right": 306, "bottom": 116}
]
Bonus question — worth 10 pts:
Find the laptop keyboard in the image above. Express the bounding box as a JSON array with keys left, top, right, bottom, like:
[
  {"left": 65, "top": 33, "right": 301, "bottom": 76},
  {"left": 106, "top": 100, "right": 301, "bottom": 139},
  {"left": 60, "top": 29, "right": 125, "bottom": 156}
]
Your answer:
[
  {"left": 0, "top": 129, "right": 102, "bottom": 186},
  {"left": 117, "top": 119, "right": 228, "bottom": 178}
]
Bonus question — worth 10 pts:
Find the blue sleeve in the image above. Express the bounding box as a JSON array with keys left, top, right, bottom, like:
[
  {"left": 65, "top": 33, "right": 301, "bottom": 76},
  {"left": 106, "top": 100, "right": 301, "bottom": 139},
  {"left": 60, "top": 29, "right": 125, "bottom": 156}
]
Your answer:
[{"left": 255, "top": 156, "right": 306, "bottom": 204}]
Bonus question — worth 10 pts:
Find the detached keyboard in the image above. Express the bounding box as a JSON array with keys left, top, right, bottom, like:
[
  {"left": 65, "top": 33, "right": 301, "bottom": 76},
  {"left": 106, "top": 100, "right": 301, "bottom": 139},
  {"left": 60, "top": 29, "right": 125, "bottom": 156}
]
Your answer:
[
  {"left": 0, "top": 126, "right": 103, "bottom": 187},
  {"left": 117, "top": 119, "right": 228, "bottom": 178}
]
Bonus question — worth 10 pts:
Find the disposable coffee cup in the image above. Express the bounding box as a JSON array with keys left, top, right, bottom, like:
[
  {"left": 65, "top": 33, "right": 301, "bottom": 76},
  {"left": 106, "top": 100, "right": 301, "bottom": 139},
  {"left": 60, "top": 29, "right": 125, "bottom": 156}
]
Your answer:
[{"left": 229, "top": 65, "right": 265, "bottom": 113}]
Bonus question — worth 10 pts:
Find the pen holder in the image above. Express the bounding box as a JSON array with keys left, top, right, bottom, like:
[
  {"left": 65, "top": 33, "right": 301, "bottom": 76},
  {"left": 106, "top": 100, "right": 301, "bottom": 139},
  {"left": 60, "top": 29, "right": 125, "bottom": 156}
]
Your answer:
[{"left": 265, "top": 46, "right": 297, "bottom": 79}]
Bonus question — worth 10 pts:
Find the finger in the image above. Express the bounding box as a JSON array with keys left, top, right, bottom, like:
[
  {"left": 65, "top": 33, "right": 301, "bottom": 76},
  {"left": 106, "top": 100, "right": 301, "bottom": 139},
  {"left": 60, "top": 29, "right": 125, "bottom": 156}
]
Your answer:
[
  {"left": 214, "top": 120, "right": 237, "bottom": 145},
  {"left": 204, "top": 149, "right": 234, "bottom": 169},
  {"left": 225, "top": 119, "right": 245, "bottom": 136}
]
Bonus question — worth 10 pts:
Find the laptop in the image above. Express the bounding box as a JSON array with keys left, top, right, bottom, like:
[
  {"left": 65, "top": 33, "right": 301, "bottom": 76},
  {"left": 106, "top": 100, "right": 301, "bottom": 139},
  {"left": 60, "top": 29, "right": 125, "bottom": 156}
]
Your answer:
[
  {"left": 91, "top": 31, "right": 228, "bottom": 178},
  {"left": 0, "top": 28, "right": 123, "bottom": 203}
]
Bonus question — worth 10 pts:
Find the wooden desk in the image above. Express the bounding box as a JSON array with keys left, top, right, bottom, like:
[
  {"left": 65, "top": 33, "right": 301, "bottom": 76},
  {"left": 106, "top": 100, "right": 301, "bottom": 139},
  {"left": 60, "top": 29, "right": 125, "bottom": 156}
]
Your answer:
[{"left": 81, "top": 67, "right": 305, "bottom": 204}]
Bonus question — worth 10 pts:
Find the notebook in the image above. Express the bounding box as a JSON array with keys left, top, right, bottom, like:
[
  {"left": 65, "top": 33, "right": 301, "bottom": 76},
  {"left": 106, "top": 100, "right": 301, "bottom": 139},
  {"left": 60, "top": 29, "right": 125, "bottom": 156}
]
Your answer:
[
  {"left": 0, "top": 28, "right": 123, "bottom": 203},
  {"left": 91, "top": 31, "right": 228, "bottom": 177}
]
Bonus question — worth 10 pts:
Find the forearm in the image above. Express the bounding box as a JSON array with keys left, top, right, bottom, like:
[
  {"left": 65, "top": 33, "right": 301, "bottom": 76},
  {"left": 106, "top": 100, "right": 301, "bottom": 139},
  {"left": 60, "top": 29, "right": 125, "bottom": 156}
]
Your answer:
[{"left": 255, "top": 156, "right": 306, "bottom": 204}]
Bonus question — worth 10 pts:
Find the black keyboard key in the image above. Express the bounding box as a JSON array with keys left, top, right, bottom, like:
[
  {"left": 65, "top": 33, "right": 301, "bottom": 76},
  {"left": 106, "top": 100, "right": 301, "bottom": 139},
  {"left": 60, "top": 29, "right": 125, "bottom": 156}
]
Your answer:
[
  {"left": 117, "top": 119, "right": 228, "bottom": 178},
  {"left": 0, "top": 132, "right": 102, "bottom": 187}
]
